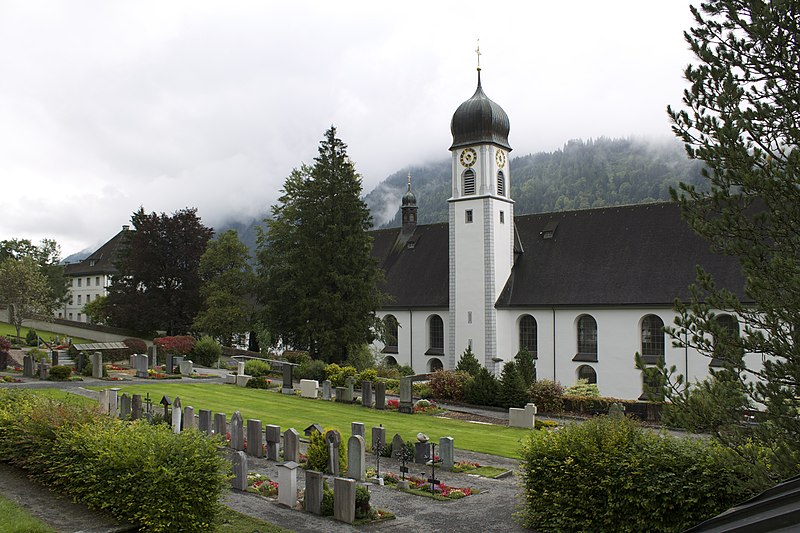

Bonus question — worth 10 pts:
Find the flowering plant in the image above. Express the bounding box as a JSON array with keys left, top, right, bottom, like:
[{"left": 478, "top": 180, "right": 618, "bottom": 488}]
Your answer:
[
  {"left": 452, "top": 460, "right": 481, "bottom": 472},
  {"left": 387, "top": 399, "right": 399, "bottom": 410},
  {"left": 247, "top": 473, "right": 279, "bottom": 497}
]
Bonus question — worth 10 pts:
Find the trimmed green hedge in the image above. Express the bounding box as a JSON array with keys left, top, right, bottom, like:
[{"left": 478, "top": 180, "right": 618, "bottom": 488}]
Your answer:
[
  {"left": 0, "top": 390, "right": 229, "bottom": 532},
  {"left": 519, "top": 416, "right": 770, "bottom": 532}
]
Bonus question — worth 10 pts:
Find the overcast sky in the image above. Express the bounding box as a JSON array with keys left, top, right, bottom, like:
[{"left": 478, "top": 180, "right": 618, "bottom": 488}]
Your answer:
[{"left": 0, "top": 1, "right": 696, "bottom": 257}]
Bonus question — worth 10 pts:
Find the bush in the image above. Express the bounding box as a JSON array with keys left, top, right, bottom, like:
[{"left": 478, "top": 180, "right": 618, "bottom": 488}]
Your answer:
[
  {"left": 413, "top": 382, "right": 432, "bottom": 399},
  {"left": 0, "top": 390, "right": 229, "bottom": 532},
  {"left": 528, "top": 379, "right": 564, "bottom": 413},
  {"left": 191, "top": 336, "right": 221, "bottom": 367},
  {"left": 455, "top": 346, "right": 481, "bottom": 377},
  {"left": 515, "top": 348, "right": 537, "bottom": 388},
  {"left": 429, "top": 370, "right": 471, "bottom": 401},
  {"left": 245, "top": 376, "right": 278, "bottom": 389},
  {"left": 122, "top": 338, "right": 147, "bottom": 354},
  {"left": 282, "top": 350, "right": 311, "bottom": 365},
  {"left": 564, "top": 378, "right": 600, "bottom": 397},
  {"left": 306, "top": 428, "right": 347, "bottom": 474},
  {"left": 519, "top": 416, "right": 769, "bottom": 532},
  {"left": 101, "top": 347, "right": 132, "bottom": 362},
  {"left": 497, "top": 361, "right": 528, "bottom": 409},
  {"left": 325, "top": 364, "right": 357, "bottom": 387},
  {"left": 344, "top": 344, "right": 376, "bottom": 371},
  {"left": 81, "top": 360, "right": 108, "bottom": 378},
  {"left": 0, "top": 336, "right": 11, "bottom": 370},
  {"left": 355, "top": 485, "right": 371, "bottom": 519},
  {"left": 356, "top": 368, "right": 378, "bottom": 388},
  {"left": 463, "top": 367, "right": 498, "bottom": 406},
  {"left": 321, "top": 481, "right": 334, "bottom": 516},
  {"left": 294, "top": 359, "right": 327, "bottom": 382},
  {"left": 154, "top": 336, "right": 196, "bottom": 356},
  {"left": 244, "top": 359, "right": 272, "bottom": 377},
  {"left": 398, "top": 364, "right": 415, "bottom": 376},
  {"left": 48, "top": 365, "right": 72, "bottom": 381},
  {"left": 25, "top": 329, "right": 38, "bottom": 346}
]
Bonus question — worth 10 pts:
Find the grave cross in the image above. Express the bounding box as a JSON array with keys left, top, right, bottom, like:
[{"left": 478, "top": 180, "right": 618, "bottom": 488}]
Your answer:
[
  {"left": 396, "top": 443, "right": 413, "bottom": 481},
  {"left": 425, "top": 443, "right": 440, "bottom": 495},
  {"left": 371, "top": 440, "right": 387, "bottom": 480}
]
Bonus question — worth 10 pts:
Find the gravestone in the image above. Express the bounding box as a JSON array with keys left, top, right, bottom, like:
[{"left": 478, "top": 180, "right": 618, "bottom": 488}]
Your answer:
[
  {"left": 51, "top": 350, "right": 58, "bottom": 366},
  {"left": 399, "top": 377, "right": 413, "bottom": 413},
  {"left": 325, "top": 430, "right": 342, "bottom": 476},
  {"left": 335, "top": 386, "right": 346, "bottom": 403},
  {"left": 322, "top": 380, "right": 332, "bottom": 400},
  {"left": 98, "top": 389, "right": 110, "bottom": 415},
  {"left": 609, "top": 402, "right": 625, "bottom": 419},
  {"left": 172, "top": 397, "right": 182, "bottom": 433},
  {"left": 174, "top": 356, "right": 185, "bottom": 369},
  {"left": 345, "top": 377, "right": 355, "bottom": 402},
  {"left": 131, "top": 394, "right": 142, "bottom": 420},
  {"left": 231, "top": 451, "right": 248, "bottom": 491},
  {"left": 265, "top": 424, "right": 281, "bottom": 461},
  {"left": 178, "top": 360, "right": 193, "bottom": 376},
  {"left": 108, "top": 388, "right": 120, "bottom": 418},
  {"left": 165, "top": 353, "right": 174, "bottom": 374},
  {"left": 147, "top": 345, "right": 157, "bottom": 368},
  {"left": 199, "top": 409, "right": 212, "bottom": 434},
  {"left": 304, "top": 423, "right": 323, "bottom": 437},
  {"left": 237, "top": 360, "right": 246, "bottom": 376},
  {"left": 414, "top": 442, "right": 431, "bottom": 464},
  {"left": 351, "top": 422, "right": 365, "bottom": 438},
  {"left": 38, "top": 360, "right": 49, "bottom": 380},
  {"left": 76, "top": 353, "right": 85, "bottom": 374},
  {"left": 391, "top": 433, "right": 405, "bottom": 458},
  {"left": 246, "top": 419, "right": 263, "bottom": 458},
  {"left": 374, "top": 381, "right": 386, "bottom": 410},
  {"left": 134, "top": 354, "right": 149, "bottom": 378},
  {"left": 183, "top": 406, "right": 195, "bottom": 430},
  {"left": 23, "top": 355, "right": 34, "bottom": 378},
  {"left": 230, "top": 411, "right": 244, "bottom": 450},
  {"left": 372, "top": 426, "right": 386, "bottom": 453},
  {"left": 91, "top": 352, "right": 103, "bottom": 378},
  {"left": 119, "top": 393, "right": 131, "bottom": 419},
  {"left": 361, "top": 380, "right": 373, "bottom": 407},
  {"left": 304, "top": 470, "right": 324, "bottom": 515},
  {"left": 214, "top": 413, "right": 227, "bottom": 436},
  {"left": 347, "top": 435, "right": 365, "bottom": 481},
  {"left": 333, "top": 477, "right": 356, "bottom": 524},
  {"left": 299, "top": 379, "right": 319, "bottom": 399},
  {"left": 277, "top": 461, "right": 299, "bottom": 508},
  {"left": 281, "top": 364, "right": 294, "bottom": 395},
  {"left": 509, "top": 403, "right": 537, "bottom": 428},
  {"left": 440, "top": 436, "right": 454, "bottom": 470},
  {"left": 160, "top": 395, "right": 172, "bottom": 420},
  {"left": 284, "top": 428, "right": 300, "bottom": 462}
]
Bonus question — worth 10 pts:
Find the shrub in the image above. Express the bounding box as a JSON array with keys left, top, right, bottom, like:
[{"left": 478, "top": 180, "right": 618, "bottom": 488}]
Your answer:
[
  {"left": 515, "top": 348, "right": 537, "bottom": 388},
  {"left": 564, "top": 378, "right": 600, "bottom": 397},
  {"left": 520, "top": 416, "right": 769, "bottom": 532},
  {"left": 497, "top": 361, "right": 528, "bottom": 409},
  {"left": 325, "top": 364, "right": 357, "bottom": 387},
  {"left": 122, "top": 338, "right": 147, "bottom": 354},
  {"left": 0, "top": 336, "right": 11, "bottom": 370},
  {"left": 191, "top": 336, "right": 221, "bottom": 367},
  {"left": 413, "top": 382, "right": 432, "bottom": 399},
  {"left": 282, "top": 350, "right": 311, "bottom": 365},
  {"left": 154, "top": 336, "right": 196, "bottom": 356},
  {"left": 245, "top": 376, "right": 277, "bottom": 389},
  {"left": 101, "top": 347, "right": 132, "bottom": 362},
  {"left": 398, "top": 364, "right": 415, "bottom": 376},
  {"left": 306, "top": 428, "right": 347, "bottom": 474},
  {"left": 28, "top": 348, "right": 47, "bottom": 362},
  {"left": 244, "top": 359, "right": 272, "bottom": 377},
  {"left": 25, "top": 329, "right": 38, "bottom": 346},
  {"left": 81, "top": 360, "right": 107, "bottom": 378},
  {"left": 455, "top": 346, "right": 481, "bottom": 377},
  {"left": 528, "top": 379, "right": 564, "bottom": 413},
  {"left": 321, "top": 481, "right": 334, "bottom": 516},
  {"left": 294, "top": 359, "right": 327, "bottom": 382},
  {"left": 355, "top": 485, "right": 371, "bottom": 519},
  {"left": 463, "top": 367, "right": 498, "bottom": 406},
  {"left": 344, "top": 344, "right": 376, "bottom": 371},
  {"left": 48, "top": 365, "right": 72, "bottom": 381},
  {"left": 429, "top": 370, "right": 470, "bottom": 401},
  {"left": 356, "top": 368, "right": 378, "bottom": 388}
]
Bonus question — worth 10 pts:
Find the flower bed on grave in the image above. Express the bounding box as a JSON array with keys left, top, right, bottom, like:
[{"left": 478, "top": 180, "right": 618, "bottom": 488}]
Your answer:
[
  {"left": 381, "top": 471, "right": 477, "bottom": 500},
  {"left": 246, "top": 473, "right": 279, "bottom": 497},
  {"left": 451, "top": 460, "right": 510, "bottom": 478},
  {"left": 386, "top": 398, "right": 444, "bottom": 415},
  {"left": 1, "top": 375, "right": 22, "bottom": 383}
]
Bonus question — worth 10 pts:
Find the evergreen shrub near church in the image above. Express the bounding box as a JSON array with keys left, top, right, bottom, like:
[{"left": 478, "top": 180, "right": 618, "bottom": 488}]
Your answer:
[
  {"left": 519, "top": 416, "right": 770, "bottom": 532},
  {"left": 0, "top": 390, "right": 229, "bottom": 532}
]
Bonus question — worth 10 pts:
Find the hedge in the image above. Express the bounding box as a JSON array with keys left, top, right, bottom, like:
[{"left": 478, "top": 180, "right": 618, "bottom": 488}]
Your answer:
[
  {"left": 0, "top": 390, "right": 229, "bottom": 532},
  {"left": 519, "top": 416, "right": 770, "bottom": 532}
]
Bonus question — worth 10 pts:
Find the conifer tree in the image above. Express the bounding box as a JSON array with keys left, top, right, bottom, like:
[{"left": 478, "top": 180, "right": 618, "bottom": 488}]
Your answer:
[
  {"left": 257, "top": 127, "right": 385, "bottom": 363},
  {"left": 498, "top": 360, "right": 529, "bottom": 409},
  {"left": 455, "top": 345, "right": 481, "bottom": 377}
]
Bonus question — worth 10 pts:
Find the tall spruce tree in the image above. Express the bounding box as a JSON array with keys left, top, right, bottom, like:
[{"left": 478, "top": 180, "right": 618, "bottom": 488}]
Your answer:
[
  {"left": 257, "top": 127, "right": 385, "bottom": 362},
  {"left": 654, "top": 0, "right": 800, "bottom": 480}
]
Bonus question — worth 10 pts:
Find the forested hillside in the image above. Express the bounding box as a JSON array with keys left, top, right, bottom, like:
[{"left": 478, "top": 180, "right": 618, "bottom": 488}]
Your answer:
[{"left": 365, "top": 137, "right": 707, "bottom": 228}]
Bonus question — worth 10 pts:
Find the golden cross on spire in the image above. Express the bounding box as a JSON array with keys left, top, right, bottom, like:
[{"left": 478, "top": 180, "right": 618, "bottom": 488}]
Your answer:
[
  {"left": 475, "top": 39, "right": 481, "bottom": 70},
  {"left": 407, "top": 172, "right": 412, "bottom": 191}
]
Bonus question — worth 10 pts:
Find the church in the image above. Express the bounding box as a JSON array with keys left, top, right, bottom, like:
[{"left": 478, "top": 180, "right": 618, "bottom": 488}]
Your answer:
[{"left": 369, "top": 67, "right": 752, "bottom": 400}]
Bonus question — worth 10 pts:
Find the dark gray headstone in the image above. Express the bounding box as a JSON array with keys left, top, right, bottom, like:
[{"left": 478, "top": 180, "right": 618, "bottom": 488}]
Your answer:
[
  {"left": 230, "top": 411, "right": 244, "bottom": 450},
  {"left": 183, "top": 406, "right": 195, "bottom": 430},
  {"left": 372, "top": 426, "right": 386, "bottom": 453},
  {"left": 246, "top": 419, "right": 263, "bottom": 458},
  {"left": 361, "top": 380, "right": 373, "bottom": 407},
  {"left": 345, "top": 377, "right": 355, "bottom": 401},
  {"left": 119, "top": 393, "right": 131, "bottom": 419},
  {"left": 131, "top": 394, "right": 142, "bottom": 420},
  {"left": 214, "top": 413, "right": 227, "bottom": 437},
  {"left": 322, "top": 380, "right": 332, "bottom": 400},
  {"left": 305, "top": 470, "right": 324, "bottom": 515},
  {"left": 165, "top": 353, "right": 174, "bottom": 374},
  {"left": 51, "top": 350, "right": 58, "bottom": 367},
  {"left": 23, "top": 355, "right": 34, "bottom": 378},
  {"left": 374, "top": 381, "right": 386, "bottom": 410},
  {"left": 282, "top": 364, "right": 294, "bottom": 395},
  {"left": 414, "top": 442, "right": 431, "bottom": 464},
  {"left": 231, "top": 451, "right": 248, "bottom": 491},
  {"left": 347, "top": 435, "right": 365, "bottom": 481},
  {"left": 76, "top": 353, "right": 85, "bottom": 374},
  {"left": 335, "top": 386, "right": 346, "bottom": 403},
  {"left": 399, "top": 377, "right": 413, "bottom": 413},
  {"left": 265, "top": 424, "right": 281, "bottom": 461},
  {"left": 351, "top": 422, "right": 365, "bottom": 438},
  {"left": 199, "top": 409, "right": 212, "bottom": 434},
  {"left": 284, "top": 428, "right": 300, "bottom": 462},
  {"left": 333, "top": 477, "right": 356, "bottom": 524},
  {"left": 391, "top": 433, "right": 405, "bottom": 458}
]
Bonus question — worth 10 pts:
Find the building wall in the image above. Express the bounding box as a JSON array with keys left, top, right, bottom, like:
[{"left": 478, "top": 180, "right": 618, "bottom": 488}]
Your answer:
[
  {"left": 376, "top": 309, "right": 448, "bottom": 374},
  {"left": 57, "top": 273, "right": 111, "bottom": 323}
]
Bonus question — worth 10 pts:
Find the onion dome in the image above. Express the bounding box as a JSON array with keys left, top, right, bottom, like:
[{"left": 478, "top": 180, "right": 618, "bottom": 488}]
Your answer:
[
  {"left": 450, "top": 70, "right": 511, "bottom": 151},
  {"left": 402, "top": 175, "right": 417, "bottom": 207}
]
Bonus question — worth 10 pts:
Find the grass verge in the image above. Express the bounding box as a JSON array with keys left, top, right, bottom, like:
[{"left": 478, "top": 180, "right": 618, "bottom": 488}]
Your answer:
[
  {"left": 0, "top": 322, "right": 96, "bottom": 345},
  {"left": 214, "top": 506, "right": 292, "bottom": 532},
  {"left": 0, "top": 494, "right": 56, "bottom": 533}
]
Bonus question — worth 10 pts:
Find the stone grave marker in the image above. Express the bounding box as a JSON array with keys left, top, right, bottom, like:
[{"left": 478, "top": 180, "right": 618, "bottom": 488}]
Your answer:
[
  {"left": 374, "top": 381, "right": 386, "bottom": 410},
  {"left": 304, "top": 423, "right": 323, "bottom": 437},
  {"left": 230, "top": 411, "right": 244, "bottom": 450},
  {"left": 198, "top": 409, "right": 212, "bottom": 434},
  {"left": 134, "top": 354, "right": 148, "bottom": 378},
  {"left": 183, "top": 406, "right": 195, "bottom": 430},
  {"left": 265, "top": 424, "right": 281, "bottom": 461},
  {"left": 160, "top": 395, "right": 172, "bottom": 421},
  {"left": 246, "top": 419, "right": 263, "bottom": 458},
  {"left": 38, "top": 360, "right": 49, "bottom": 380},
  {"left": 372, "top": 426, "right": 386, "bottom": 453},
  {"left": 174, "top": 356, "right": 185, "bottom": 369},
  {"left": 119, "top": 393, "right": 131, "bottom": 419},
  {"left": 299, "top": 379, "right": 319, "bottom": 398},
  {"left": 391, "top": 433, "right": 405, "bottom": 458},
  {"left": 509, "top": 403, "right": 537, "bottom": 428},
  {"left": 76, "top": 353, "right": 85, "bottom": 374},
  {"left": 131, "top": 394, "right": 142, "bottom": 420},
  {"left": 281, "top": 363, "right": 294, "bottom": 395},
  {"left": 345, "top": 377, "right": 355, "bottom": 402},
  {"left": 284, "top": 428, "right": 300, "bottom": 462},
  {"left": 277, "top": 461, "right": 299, "bottom": 508},
  {"left": 51, "top": 350, "right": 59, "bottom": 366},
  {"left": 231, "top": 451, "right": 248, "bottom": 491},
  {"left": 399, "top": 377, "right": 413, "bottom": 413},
  {"left": 165, "top": 353, "right": 174, "bottom": 374},
  {"left": 91, "top": 352, "right": 103, "bottom": 378},
  {"left": 322, "top": 380, "right": 332, "bottom": 400},
  {"left": 440, "top": 436, "right": 454, "bottom": 470},
  {"left": 214, "top": 413, "right": 227, "bottom": 436},
  {"left": 351, "top": 422, "right": 365, "bottom": 438},
  {"left": 172, "top": 396, "right": 182, "bottom": 433},
  {"left": 414, "top": 433, "right": 430, "bottom": 464},
  {"left": 147, "top": 345, "right": 157, "bottom": 368},
  {"left": 325, "top": 430, "right": 342, "bottom": 476},
  {"left": 361, "top": 380, "right": 373, "bottom": 407},
  {"left": 609, "top": 402, "right": 625, "bottom": 419},
  {"left": 108, "top": 388, "right": 120, "bottom": 418},
  {"left": 335, "top": 386, "right": 346, "bottom": 403},
  {"left": 237, "top": 360, "right": 246, "bottom": 376},
  {"left": 334, "top": 477, "right": 356, "bottom": 524},
  {"left": 305, "top": 470, "right": 323, "bottom": 515},
  {"left": 347, "top": 434, "right": 365, "bottom": 481},
  {"left": 98, "top": 389, "right": 109, "bottom": 415},
  {"left": 23, "top": 355, "right": 34, "bottom": 378},
  {"left": 178, "top": 360, "right": 193, "bottom": 376}
]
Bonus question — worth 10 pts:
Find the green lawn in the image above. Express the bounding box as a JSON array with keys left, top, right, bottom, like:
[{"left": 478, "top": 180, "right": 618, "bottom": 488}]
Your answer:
[
  {"left": 93, "top": 383, "right": 534, "bottom": 458},
  {"left": 0, "top": 495, "right": 56, "bottom": 533},
  {"left": 0, "top": 322, "right": 97, "bottom": 345},
  {"left": 214, "top": 506, "right": 292, "bottom": 532},
  {"left": 29, "top": 389, "right": 95, "bottom": 406}
]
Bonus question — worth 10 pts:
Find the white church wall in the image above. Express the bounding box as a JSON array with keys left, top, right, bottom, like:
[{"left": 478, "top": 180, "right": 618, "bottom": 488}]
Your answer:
[{"left": 376, "top": 309, "right": 448, "bottom": 374}]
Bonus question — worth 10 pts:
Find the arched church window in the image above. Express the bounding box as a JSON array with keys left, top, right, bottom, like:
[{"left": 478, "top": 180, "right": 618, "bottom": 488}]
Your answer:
[
  {"left": 426, "top": 315, "right": 444, "bottom": 355},
  {"left": 383, "top": 315, "right": 398, "bottom": 354},
  {"left": 428, "top": 358, "right": 443, "bottom": 372},
  {"left": 640, "top": 314, "right": 665, "bottom": 364},
  {"left": 711, "top": 314, "right": 740, "bottom": 367},
  {"left": 574, "top": 314, "right": 598, "bottom": 362},
  {"left": 463, "top": 169, "right": 476, "bottom": 195},
  {"left": 519, "top": 314, "right": 538, "bottom": 358},
  {"left": 497, "top": 170, "right": 505, "bottom": 196},
  {"left": 577, "top": 364, "right": 597, "bottom": 384}
]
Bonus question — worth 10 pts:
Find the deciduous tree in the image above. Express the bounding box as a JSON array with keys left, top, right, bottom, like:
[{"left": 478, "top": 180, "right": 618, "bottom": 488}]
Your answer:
[{"left": 0, "top": 257, "right": 54, "bottom": 338}]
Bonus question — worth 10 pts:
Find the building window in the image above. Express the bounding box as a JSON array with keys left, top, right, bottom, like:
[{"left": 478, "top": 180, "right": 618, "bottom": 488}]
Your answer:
[
  {"left": 497, "top": 170, "right": 505, "bottom": 196},
  {"left": 465, "top": 209, "right": 473, "bottom": 223},
  {"left": 68, "top": 313, "right": 73, "bottom": 320},
  {"left": 428, "top": 358, "right": 443, "bottom": 372},
  {"left": 640, "top": 315, "right": 665, "bottom": 364},
  {"left": 77, "top": 313, "right": 82, "bottom": 321},
  {"left": 426, "top": 315, "right": 444, "bottom": 355},
  {"left": 77, "top": 278, "right": 82, "bottom": 287},
  {"left": 463, "top": 169, "right": 476, "bottom": 195},
  {"left": 519, "top": 314, "right": 538, "bottom": 358},
  {"left": 384, "top": 356, "right": 398, "bottom": 366},
  {"left": 383, "top": 315, "right": 398, "bottom": 354},
  {"left": 86, "top": 277, "right": 90, "bottom": 286},
  {"left": 86, "top": 294, "right": 91, "bottom": 303},
  {"left": 574, "top": 314, "right": 598, "bottom": 362},
  {"left": 577, "top": 364, "right": 597, "bottom": 384},
  {"left": 500, "top": 211, "right": 505, "bottom": 224},
  {"left": 77, "top": 295, "right": 82, "bottom": 304},
  {"left": 96, "top": 276, "right": 100, "bottom": 286},
  {"left": 711, "top": 314, "right": 740, "bottom": 367}
]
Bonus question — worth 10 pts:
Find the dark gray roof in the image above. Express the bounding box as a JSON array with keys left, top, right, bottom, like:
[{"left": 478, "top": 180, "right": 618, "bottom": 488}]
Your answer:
[
  {"left": 450, "top": 71, "right": 511, "bottom": 151},
  {"left": 64, "top": 228, "right": 130, "bottom": 277},
  {"left": 371, "top": 202, "right": 747, "bottom": 309}
]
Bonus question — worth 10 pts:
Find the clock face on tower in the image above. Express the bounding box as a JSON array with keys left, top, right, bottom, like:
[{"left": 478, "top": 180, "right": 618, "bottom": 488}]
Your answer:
[
  {"left": 459, "top": 148, "right": 477, "bottom": 168},
  {"left": 495, "top": 149, "right": 507, "bottom": 168}
]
